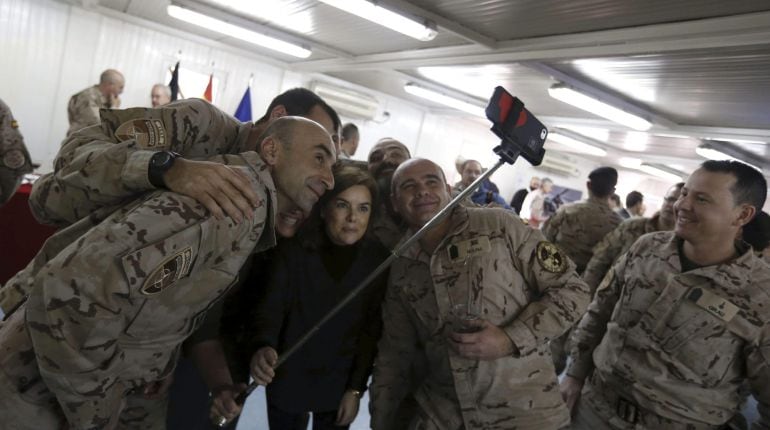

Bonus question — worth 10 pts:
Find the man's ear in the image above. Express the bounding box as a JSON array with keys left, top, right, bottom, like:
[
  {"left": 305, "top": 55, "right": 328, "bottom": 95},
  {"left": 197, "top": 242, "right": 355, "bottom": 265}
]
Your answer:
[
  {"left": 735, "top": 204, "right": 757, "bottom": 228},
  {"left": 269, "top": 105, "right": 288, "bottom": 120},
  {"left": 260, "top": 136, "right": 280, "bottom": 166},
  {"left": 445, "top": 183, "right": 452, "bottom": 195}
]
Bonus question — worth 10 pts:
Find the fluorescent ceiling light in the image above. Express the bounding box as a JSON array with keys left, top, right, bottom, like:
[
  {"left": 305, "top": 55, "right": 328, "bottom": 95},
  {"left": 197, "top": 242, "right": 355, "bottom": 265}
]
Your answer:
[
  {"left": 704, "top": 137, "right": 767, "bottom": 145},
  {"left": 548, "top": 132, "right": 607, "bottom": 157},
  {"left": 623, "top": 131, "right": 649, "bottom": 152},
  {"left": 548, "top": 84, "right": 652, "bottom": 131},
  {"left": 560, "top": 125, "right": 610, "bottom": 142},
  {"left": 638, "top": 163, "right": 684, "bottom": 182},
  {"left": 404, "top": 83, "right": 484, "bottom": 117},
  {"left": 319, "top": 0, "right": 437, "bottom": 41},
  {"left": 207, "top": 0, "right": 314, "bottom": 34},
  {"left": 167, "top": 5, "right": 311, "bottom": 58},
  {"left": 573, "top": 59, "right": 658, "bottom": 103},
  {"left": 695, "top": 145, "right": 762, "bottom": 171},
  {"left": 618, "top": 157, "right": 642, "bottom": 169}
]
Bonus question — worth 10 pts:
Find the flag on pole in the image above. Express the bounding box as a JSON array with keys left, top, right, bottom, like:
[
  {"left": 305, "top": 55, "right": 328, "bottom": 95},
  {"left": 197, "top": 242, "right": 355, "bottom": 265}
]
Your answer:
[
  {"left": 234, "top": 86, "right": 252, "bottom": 122},
  {"left": 203, "top": 74, "right": 213, "bottom": 102},
  {"left": 169, "top": 61, "right": 180, "bottom": 102}
]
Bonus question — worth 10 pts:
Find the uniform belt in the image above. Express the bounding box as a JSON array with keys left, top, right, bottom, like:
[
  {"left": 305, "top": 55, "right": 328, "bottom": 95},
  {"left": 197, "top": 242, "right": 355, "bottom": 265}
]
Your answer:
[{"left": 588, "top": 373, "right": 723, "bottom": 430}]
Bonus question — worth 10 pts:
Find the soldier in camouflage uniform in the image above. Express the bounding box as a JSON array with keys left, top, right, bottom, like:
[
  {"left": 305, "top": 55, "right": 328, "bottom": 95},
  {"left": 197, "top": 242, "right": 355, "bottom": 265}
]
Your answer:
[
  {"left": 561, "top": 160, "right": 770, "bottom": 430},
  {"left": 369, "top": 159, "right": 590, "bottom": 430},
  {"left": 542, "top": 167, "right": 622, "bottom": 373},
  {"left": 0, "top": 116, "right": 337, "bottom": 429},
  {"left": 542, "top": 167, "right": 622, "bottom": 275},
  {"left": 0, "top": 98, "right": 33, "bottom": 205},
  {"left": 67, "top": 69, "right": 125, "bottom": 136},
  {"left": 582, "top": 182, "right": 684, "bottom": 293}
]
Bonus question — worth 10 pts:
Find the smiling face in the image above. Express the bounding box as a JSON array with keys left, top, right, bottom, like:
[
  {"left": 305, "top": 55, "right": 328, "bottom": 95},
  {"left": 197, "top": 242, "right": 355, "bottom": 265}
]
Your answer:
[
  {"left": 323, "top": 185, "right": 373, "bottom": 246},
  {"left": 270, "top": 120, "right": 337, "bottom": 215},
  {"left": 674, "top": 168, "right": 750, "bottom": 245},
  {"left": 391, "top": 159, "right": 451, "bottom": 228}
]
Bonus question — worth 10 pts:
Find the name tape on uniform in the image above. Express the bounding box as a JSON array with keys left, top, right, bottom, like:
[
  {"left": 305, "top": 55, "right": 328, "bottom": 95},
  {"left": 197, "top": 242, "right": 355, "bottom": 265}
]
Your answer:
[
  {"left": 686, "top": 287, "right": 739, "bottom": 322},
  {"left": 448, "top": 236, "right": 491, "bottom": 263}
]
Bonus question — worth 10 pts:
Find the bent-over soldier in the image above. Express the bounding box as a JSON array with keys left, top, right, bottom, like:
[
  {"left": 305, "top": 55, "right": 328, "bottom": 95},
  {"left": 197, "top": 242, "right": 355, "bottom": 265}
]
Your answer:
[
  {"left": 0, "top": 98, "right": 33, "bottom": 205},
  {"left": 0, "top": 116, "right": 336, "bottom": 429}
]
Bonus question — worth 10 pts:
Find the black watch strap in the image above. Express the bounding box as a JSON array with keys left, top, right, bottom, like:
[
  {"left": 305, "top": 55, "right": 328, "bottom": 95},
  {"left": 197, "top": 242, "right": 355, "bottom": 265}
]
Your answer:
[{"left": 148, "top": 151, "right": 179, "bottom": 188}]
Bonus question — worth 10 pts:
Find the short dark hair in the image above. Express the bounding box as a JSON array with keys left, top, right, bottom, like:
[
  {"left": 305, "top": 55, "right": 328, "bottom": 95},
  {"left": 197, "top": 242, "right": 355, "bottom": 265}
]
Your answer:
[
  {"left": 626, "top": 191, "right": 644, "bottom": 208},
  {"left": 743, "top": 211, "right": 770, "bottom": 251},
  {"left": 256, "top": 88, "right": 341, "bottom": 134},
  {"left": 300, "top": 163, "right": 379, "bottom": 249},
  {"left": 341, "top": 123, "right": 358, "bottom": 141},
  {"left": 609, "top": 193, "right": 621, "bottom": 206},
  {"left": 699, "top": 160, "right": 767, "bottom": 211},
  {"left": 587, "top": 167, "right": 618, "bottom": 198}
]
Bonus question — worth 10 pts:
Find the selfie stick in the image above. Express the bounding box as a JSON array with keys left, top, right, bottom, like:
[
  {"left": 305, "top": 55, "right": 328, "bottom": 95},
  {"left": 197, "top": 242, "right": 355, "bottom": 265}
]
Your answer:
[{"left": 215, "top": 87, "right": 543, "bottom": 428}]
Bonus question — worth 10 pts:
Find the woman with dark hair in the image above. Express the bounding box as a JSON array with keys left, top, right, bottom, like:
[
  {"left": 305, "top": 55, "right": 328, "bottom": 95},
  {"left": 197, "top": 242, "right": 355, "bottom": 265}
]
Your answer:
[{"left": 244, "top": 163, "right": 388, "bottom": 429}]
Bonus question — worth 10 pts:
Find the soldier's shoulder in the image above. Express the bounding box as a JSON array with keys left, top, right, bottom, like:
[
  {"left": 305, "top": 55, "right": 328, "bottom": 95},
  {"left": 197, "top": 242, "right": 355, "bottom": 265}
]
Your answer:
[
  {"left": 627, "top": 230, "right": 674, "bottom": 254},
  {"left": 467, "top": 206, "right": 523, "bottom": 228},
  {"left": 619, "top": 216, "right": 648, "bottom": 232}
]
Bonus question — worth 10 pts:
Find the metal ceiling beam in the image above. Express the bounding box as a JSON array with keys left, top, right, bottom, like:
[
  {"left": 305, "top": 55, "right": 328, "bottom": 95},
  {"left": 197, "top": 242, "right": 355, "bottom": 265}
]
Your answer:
[
  {"left": 291, "top": 10, "right": 770, "bottom": 72},
  {"left": 378, "top": 0, "right": 497, "bottom": 49}
]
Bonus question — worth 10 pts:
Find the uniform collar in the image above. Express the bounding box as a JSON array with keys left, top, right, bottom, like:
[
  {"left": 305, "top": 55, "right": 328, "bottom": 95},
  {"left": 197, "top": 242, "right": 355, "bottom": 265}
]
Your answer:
[
  {"left": 398, "top": 205, "right": 470, "bottom": 262},
  {"left": 665, "top": 233, "right": 755, "bottom": 288},
  {"left": 587, "top": 195, "right": 611, "bottom": 207}
]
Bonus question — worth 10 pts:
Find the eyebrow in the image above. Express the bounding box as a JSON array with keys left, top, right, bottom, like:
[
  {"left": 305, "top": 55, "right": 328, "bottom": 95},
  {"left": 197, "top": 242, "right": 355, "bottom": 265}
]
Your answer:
[{"left": 315, "top": 143, "right": 334, "bottom": 158}]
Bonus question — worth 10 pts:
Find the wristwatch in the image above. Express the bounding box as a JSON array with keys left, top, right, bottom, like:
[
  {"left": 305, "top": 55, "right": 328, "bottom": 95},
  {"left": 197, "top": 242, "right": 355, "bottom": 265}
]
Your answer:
[{"left": 148, "top": 151, "right": 179, "bottom": 188}]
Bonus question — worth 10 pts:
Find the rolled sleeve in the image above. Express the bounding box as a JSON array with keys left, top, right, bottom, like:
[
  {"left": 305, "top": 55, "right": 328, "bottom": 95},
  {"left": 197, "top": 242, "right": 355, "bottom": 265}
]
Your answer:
[{"left": 122, "top": 149, "right": 157, "bottom": 190}]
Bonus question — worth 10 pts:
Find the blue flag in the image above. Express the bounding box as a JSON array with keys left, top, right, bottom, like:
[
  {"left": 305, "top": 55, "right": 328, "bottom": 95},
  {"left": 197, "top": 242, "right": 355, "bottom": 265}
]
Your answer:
[{"left": 234, "top": 86, "right": 252, "bottom": 122}]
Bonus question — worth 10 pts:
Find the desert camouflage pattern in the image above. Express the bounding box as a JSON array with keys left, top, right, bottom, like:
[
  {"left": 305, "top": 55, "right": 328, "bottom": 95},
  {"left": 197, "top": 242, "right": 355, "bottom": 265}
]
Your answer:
[
  {"left": 36, "top": 98, "right": 250, "bottom": 227},
  {"left": 542, "top": 196, "right": 622, "bottom": 274},
  {"left": 0, "top": 151, "right": 276, "bottom": 429},
  {"left": 568, "top": 231, "right": 770, "bottom": 429},
  {"left": 67, "top": 85, "right": 111, "bottom": 136},
  {"left": 0, "top": 100, "right": 252, "bottom": 314},
  {"left": 371, "top": 208, "right": 406, "bottom": 251},
  {"left": 370, "top": 206, "right": 590, "bottom": 430},
  {"left": 582, "top": 214, "right": 661, "bottom": 293},
  {"left": 0, "top": 98, "right": 33, "bottom": 205}
]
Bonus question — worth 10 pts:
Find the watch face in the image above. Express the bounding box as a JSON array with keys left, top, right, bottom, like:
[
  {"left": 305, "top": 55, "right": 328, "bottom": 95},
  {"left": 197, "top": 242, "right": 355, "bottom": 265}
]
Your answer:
[{"left": 152, "top": 151, "right": 172, "bottom": 167}]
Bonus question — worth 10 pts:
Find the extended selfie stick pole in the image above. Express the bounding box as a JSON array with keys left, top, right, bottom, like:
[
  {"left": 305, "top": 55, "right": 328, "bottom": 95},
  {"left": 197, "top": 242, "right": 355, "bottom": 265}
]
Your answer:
[{"left": 215, "top": 149, "right": 520, "bottom": 428}]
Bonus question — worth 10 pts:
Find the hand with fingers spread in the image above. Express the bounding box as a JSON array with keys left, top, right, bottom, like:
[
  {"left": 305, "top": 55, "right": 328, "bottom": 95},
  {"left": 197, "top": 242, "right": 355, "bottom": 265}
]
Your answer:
[
  {"left": 209, "top": 383, "right": 248, "bottom": 426},
  {"left": 335, "top": 389, "right": 361, "bottom": 426},
  {"left": 448, "top": 320, "right": 516, "bottom": 360},
  {"left": 250, "top": 346, "right": 278, "bottom": 386},
  {"left": 163, "top": 158, "right": 261, "bottom": 223}
]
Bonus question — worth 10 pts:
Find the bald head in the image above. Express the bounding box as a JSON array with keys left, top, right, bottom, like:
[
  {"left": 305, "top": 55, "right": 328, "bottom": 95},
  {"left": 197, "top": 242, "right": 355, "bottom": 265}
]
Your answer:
[
  {"left": 98, "top": 69, "right": 125, "bottom": 98},
  {"left": 151, "top": 84, "right": 171, "bottom": 107},
  {"left": 368, "top": 138, "right": 411, "bottom": 180},
  {"left": 390, "top": 158, "right": 451, "bottom": 228}
]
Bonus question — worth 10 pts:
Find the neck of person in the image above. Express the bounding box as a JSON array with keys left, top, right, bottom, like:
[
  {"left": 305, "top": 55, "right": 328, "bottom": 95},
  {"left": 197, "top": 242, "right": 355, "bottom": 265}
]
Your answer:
[
  {"left": 682, "top": 234, "right": 738, "bottom": 267},
  {"left": 417, "top": 217, "right": 452, "bottom": 254}
]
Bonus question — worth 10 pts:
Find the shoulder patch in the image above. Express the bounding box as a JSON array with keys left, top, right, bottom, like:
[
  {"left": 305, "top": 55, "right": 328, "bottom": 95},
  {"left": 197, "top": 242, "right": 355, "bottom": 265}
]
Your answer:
[
  {"left": 140, "top": 247, "right": 193, "bottom": 296},
  {"left": 536, "top": 241, "right": 567, "bottom": 273},
  {"left": 2, "top": 149, "right": 26, "bottom": 170},
  {"left": 115, "top": 119, "right": 167, "bottom": 148}
]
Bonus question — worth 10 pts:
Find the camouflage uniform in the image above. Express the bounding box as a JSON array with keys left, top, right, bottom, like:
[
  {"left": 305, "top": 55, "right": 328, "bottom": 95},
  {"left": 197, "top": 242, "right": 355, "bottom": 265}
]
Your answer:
[
  {"left": 0, "top": 99, "right": 251, "bottom": 314},
  {"left": 0, "top": 151, "right": 277, "bottom": 429},
  {"left": 370, "top": 206, "right": 590, "bottom": 430},
  {"left": 67, "top": 85, "right": 112, "bottom": 136},
  {"left": 542, "top": 196, "right": 622, "bottom": 274},
  {"left": 568, "top": 231, "right": 770, "bottom": 429},
  {"left": 543, "top": 196, "right": 622, "bottom": 373},
  {"left": 582, "top": 214, "right": 662, "bottom": 293},
  {"left": 0, "top": 98, "right": 33, "bottom": 205},
  {"left": 371, "top": 208, "right": 406, "bottom": 251}
]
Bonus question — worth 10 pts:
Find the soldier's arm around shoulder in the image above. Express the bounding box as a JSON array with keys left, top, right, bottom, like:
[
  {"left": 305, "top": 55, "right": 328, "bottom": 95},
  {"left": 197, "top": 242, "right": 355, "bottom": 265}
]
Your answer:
[
  {"left": 540, "top": 207, "right": 562, "bottom": 242},
  {"left": 496, "top": 211, "right": 590, "bottom": 357},
  {"left": 30, "top": 99, "right": 237, "bottom": 226}
]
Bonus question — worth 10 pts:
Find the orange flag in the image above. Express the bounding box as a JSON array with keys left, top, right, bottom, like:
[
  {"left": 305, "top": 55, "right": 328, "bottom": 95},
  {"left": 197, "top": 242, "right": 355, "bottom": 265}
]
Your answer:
[{"left": 203, "top": 74, "right": 213, "bottom": 102}]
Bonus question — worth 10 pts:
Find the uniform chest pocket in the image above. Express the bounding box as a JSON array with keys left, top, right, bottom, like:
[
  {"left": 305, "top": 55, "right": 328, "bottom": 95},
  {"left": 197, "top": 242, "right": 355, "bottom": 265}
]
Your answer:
[
  {"left": 653, "top": 294, "right": 742, "bottom": 387},
  {"left": 121, "top": 224, "right": 204, "bottom": 340}
]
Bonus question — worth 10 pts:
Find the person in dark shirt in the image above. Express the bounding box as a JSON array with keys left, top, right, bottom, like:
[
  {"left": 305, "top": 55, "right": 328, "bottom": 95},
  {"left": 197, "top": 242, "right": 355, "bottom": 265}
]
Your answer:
[{"left": 212, "top": 163, "right": 388, "bottom": 429}]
